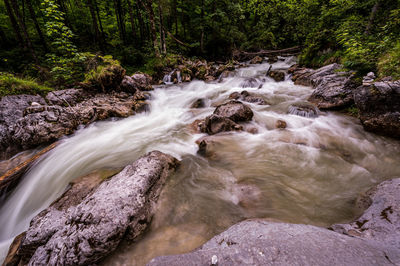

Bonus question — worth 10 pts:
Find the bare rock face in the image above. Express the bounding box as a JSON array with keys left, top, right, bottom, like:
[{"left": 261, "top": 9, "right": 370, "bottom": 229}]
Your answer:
[
  {"left": 331, "top": 178, "right": 400, "bottom": 250},
  {"left": 353, "top": 81, "right": 400, "bottom": 138},
  {"left": 148, "top": 220, "right": 400, "bottom": 266},
  {"left": 239, "top": 78, "right": 262, "bottom": 88},
  {"left": 213, "top": 101, "right": 253, "bottom": 123},
  {"left": 130, "top": 73, "right": 154, "bottom": 91},
  {"left": 18, "top": 151, "right": 179, "bottom": 265},
  {"left": 291, "top": 64, "right": 359, "bottom": 109}
]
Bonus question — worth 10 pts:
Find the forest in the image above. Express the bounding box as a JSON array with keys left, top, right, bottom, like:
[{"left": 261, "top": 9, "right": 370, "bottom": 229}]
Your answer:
[
  {"left": 0, "top": 0, "right": 399, "bottom": 94},
  {"left": 2, "top": 1, "right": 400, "bottom": 265}
]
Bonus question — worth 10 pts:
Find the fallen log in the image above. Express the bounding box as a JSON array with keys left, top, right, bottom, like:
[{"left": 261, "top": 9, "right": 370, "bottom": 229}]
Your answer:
[{"left": 233, "top": 46, "right": 302, "bottom": 61}]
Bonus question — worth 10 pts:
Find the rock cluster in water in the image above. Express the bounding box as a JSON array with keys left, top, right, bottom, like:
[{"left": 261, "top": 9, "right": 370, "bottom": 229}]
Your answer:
[
  {"left": 0, "top": 73, "right": 152, "bottom": 160},
  {"left": 5, "top": 151, "right": 179, "bottom": 265},
  {"left": 290, "top": 64, "right": 400, "bottom": 139}
]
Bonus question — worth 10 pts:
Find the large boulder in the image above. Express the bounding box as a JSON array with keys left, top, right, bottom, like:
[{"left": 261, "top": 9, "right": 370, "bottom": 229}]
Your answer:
[
  {"left": 332, "top": 178, "right": 400, "bottom": 249},
  {"left": 148, "top": 220, "right": 400, "bottom": 266},
  {"left": 213, "top": 100, "right": 253, "bottom": 123},
  {"left": 291, "top": 64, "right": 359, "bottom": 109},
  {"left": 17, "top": 151, "right": 179, "bottom": 265},
  {"left": 353, "top": 81, "right": 400, "bottom": 138}
]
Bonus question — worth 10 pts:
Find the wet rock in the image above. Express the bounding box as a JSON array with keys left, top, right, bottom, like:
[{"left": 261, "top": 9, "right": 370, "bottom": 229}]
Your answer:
[
  {"left": 291, "top": 64, "right": 359, "bottom": 109},
  {"left": 148, "top": 219, "right": 400, "bottom": 266},
  {"left": 240, "top": 78, "right": 261, "bottom": 88},
  {"left": 203, "top": 114, "right": 243, "bottom": 135},
  {"left": 353, "top": 81, "right": 400, "bottom": 138},
  {"left": 196, "top": 136, "right": 219, "bottom": 157},
  {"left": 268, "top": 70, "right": 285, "bottom": 82},
  {"left": 276, "top": 120, "right": 287, "bottom": 129},
  {"left": 332, "top": 178, "right": 400, "bottom": 250},
  {"left": 229, "top": 91, "right": 266, "bottom": 105},
  {"left": 213, "top": 100, "right": 253, "bottom": 123},
  {"left": 229, "top": 92, "right": 240, "bottom": 100},
  {"left": 4, "top": 232, "right": 25, "bottom": 266},
  {"left": 267, "top": 56, "right": 278, "bottom": 64},
  {"left": 232, "top": 183, "right": 262, "bottom": 209},
  {"left": 0, "top": 143, "right": 58, "bottom": 202},
  {"left": 187, "top": 119, "right": 206, "bottom": 134},
  {"left": 288, "top": 103, "right": 320, "bottom": 118},
  {"left": 18, "top": 151, "right": 179, "bottom": 265},
  {"left": 250, "top": 56, "right": 263, "bottom": 64},
  {"left": 190, "top": 99, "right": 206, "bottom": 109}
]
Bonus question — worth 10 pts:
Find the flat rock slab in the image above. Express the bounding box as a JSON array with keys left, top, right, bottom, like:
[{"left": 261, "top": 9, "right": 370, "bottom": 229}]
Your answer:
[
  {"left": 18, "top": 151, "right": 179, "bottom": 265},
  {"left": 148, "top": 220, "right": 400, "bottom": 266},
  {"left": 332, "top": 178, "right": 400, "bottom": 250}
]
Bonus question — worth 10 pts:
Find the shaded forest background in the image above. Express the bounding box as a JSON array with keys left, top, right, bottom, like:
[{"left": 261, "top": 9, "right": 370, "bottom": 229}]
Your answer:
[{"left": 0, "top": 0, "right": 399, "bottom": 92}]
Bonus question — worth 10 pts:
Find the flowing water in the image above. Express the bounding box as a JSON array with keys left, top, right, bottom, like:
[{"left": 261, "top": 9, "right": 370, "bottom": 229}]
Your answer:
[{"left": 1, "top": 58, "right": 400, "bottom": 265}]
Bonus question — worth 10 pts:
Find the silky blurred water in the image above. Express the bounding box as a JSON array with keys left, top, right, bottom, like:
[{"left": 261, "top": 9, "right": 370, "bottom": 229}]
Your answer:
[{"left": 1, "top": 58, "right": 400, "bottom": 265}]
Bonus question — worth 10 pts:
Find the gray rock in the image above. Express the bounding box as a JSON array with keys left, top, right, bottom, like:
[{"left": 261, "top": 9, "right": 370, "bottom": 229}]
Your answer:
[
  {"left": 353, "top": 81, "right": 400, "bottom": 138},
  {"left": 19, "top": 151, "right": 179, "bottom": 265},
  {"left": 203, "top": 114, "right": 243, "bottom": 135},
  {"left": 148, "top": 219, "right": 400, "bottom": 266},
  {"left": 291, "top": 64, "right": 359, "bottom": 109},
  {"left": 46, "top": 89, "right": 85, "bottom": 106},
  {"left": 0, "top": 90, "right": 148, "bottom": 160},
  {"left": 229, "top": 91, "right": 266, "bottom": 105},
  {"left": 332, "top": 178, "right": 400, "bottom": 250},
  {"left": 213, "top": 100, "right": 253, "bottom": 123}
]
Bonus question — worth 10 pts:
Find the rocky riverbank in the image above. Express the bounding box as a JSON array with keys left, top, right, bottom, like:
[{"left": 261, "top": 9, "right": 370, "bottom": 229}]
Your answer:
[{"left": 289, "top": 63, "right": 400, "bottom": 139}]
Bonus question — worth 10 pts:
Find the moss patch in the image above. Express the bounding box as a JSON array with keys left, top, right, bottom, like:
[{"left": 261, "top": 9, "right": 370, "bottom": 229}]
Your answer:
[{"left": 0, "top": 73, "right": 53, "bottom": 97}]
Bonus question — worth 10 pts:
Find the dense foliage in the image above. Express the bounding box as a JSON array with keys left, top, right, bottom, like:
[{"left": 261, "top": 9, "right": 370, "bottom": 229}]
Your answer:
[{"left": 0, "top": 0, "right": 399, "bottom": 89}]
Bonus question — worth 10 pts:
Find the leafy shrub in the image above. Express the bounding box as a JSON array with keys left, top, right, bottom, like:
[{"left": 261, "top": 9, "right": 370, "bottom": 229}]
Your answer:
[
  {"left": 83, "top": 55, "right": 126, "bottom": 91},
  {"left": 0, "top": 73, "right": 53, "bottom": 96},
  {"left": 377, "top": 42, "right": 400, "bottom": 80}
]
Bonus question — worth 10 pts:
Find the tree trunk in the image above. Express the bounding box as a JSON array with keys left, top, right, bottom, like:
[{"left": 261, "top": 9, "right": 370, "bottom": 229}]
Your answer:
[
  {"left": 3, "top": 0, "right": 24, "bottom": 46},
  {"left": 200, "top": 0, "right": 204, "bottom": 53},
  {"left": 136, "top": 2, "right": 145, "bottom": 45},
  {"left": 113, "top": 0, "right": 127, "bottom": 44},
  {"left": 0, "top": 26, "right": 7, "bottom": 46},
  {"left": 26, "top": 0, "right": 48, "bottom": 52},
  {"left": 9, "top": 0, "right": 39, "bottom": 64},
  {"left": 88, "top": 0, "right": 104, "bottom": 51},
  {"left": 158, "top": 0, "right": 166, "bottom": 54},
  {"left": 172, "top": 0, "right": 178, "bottom": 36},
  {"left": 127, "top": 0, "right": 137, "bottom": 42},
  {"left": 365, "top": 0, "right": 381, "bottom": 35},
  {"left": 140, "top": 0, "right": 159, "bottom": 56},
  {"left": 94, "top": 0, "right": 106, "bottom": 47}
]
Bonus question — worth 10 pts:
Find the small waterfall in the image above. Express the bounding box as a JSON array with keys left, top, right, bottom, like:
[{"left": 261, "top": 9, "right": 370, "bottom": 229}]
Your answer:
[
  {"left": 162, "top": 70, "right": 175, "bottom": 85},
  {"left": 288, "top": 104, "right": 320, "bottom": 118},
  {"left": 176, "top": 71, "right": 182, "bottom": 83}
]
